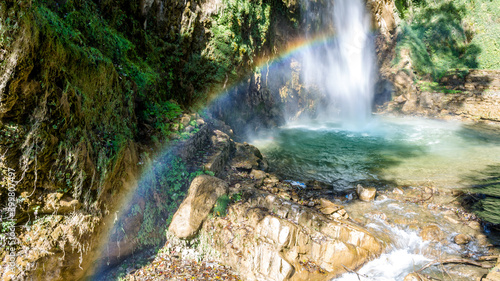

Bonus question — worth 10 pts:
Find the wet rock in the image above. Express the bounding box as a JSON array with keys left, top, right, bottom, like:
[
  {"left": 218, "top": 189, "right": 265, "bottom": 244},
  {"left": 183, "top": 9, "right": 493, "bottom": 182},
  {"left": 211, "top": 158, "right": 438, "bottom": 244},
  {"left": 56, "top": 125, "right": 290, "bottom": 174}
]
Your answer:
[
  {"left": 356, "top": 184, "right": 377, "bottom": 202},
  {"left": 230, "top": 142, "right": 263, "bottom": 171},
  {"left": 404, "top": 272, "right": 431, "bottom": 281},
  {"left": 367, "top": 211, "right": 387, "bottom": 221},
  {"left": 185, "top": 125, "right": 194, "bottom": 132},
  {"left": 317, "top": 198, "right": 343, "bottom": 215},
  {"left": 453, "top": 234, "right": 471, "bottom": 245},
  {"left": 476, "top": 234, "right": 489, "bottom": 246},
  {"left": 420, "top": 224, "right": 443, "bottom": 242},
  {"left": 169, "top": 175, "right": 228, "bottom": 239}
]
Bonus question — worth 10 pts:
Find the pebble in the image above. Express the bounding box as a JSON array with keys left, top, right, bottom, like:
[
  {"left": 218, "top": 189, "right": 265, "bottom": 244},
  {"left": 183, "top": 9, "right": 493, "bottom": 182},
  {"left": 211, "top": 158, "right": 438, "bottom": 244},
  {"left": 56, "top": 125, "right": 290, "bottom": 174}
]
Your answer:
[
  {"left": 444, "top": 215, "right": 460, "bottom": 224},
  {"left": 468, "top": 221, "right": 481, "bottom": 230},
  {"left": 453, "top": 234, "right": 471, "bottom": 245},
  {"left": 393, "top": 187, "right": 404, "bottom": 195}
]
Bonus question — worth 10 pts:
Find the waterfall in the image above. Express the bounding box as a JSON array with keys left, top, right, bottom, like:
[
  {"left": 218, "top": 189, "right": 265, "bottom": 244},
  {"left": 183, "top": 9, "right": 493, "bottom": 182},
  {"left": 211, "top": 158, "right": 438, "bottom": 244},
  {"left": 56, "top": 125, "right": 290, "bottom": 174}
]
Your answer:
[{"left": 301, "top": 0, "right": 376, "bottom": 129}]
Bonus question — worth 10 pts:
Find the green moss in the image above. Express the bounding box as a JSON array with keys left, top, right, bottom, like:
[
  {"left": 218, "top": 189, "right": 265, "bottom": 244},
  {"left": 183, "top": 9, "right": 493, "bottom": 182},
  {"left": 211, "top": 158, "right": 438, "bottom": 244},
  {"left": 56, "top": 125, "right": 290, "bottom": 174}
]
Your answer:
[{"left": 212, "top": 194, "right": 230, "bottom": 217}]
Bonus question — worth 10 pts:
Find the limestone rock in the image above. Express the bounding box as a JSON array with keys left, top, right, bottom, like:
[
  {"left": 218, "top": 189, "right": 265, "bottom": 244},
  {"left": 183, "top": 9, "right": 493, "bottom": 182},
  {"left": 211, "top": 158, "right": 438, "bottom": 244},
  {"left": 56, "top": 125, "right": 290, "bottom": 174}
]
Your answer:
[
  {"left": 204, "top": 190, "right": 384, "bottom": 281},
  {"left": 169, "top": 175, "right": 228, "bottom": 239},
  {"left": 356, "top": 184, "right": 377, "bottom": 202},
  {"left": 420, "top": 225, "right": 443, "bottom": 242},
  {"left": 453, "top": 234, "right": 471, "bottom": 245}
]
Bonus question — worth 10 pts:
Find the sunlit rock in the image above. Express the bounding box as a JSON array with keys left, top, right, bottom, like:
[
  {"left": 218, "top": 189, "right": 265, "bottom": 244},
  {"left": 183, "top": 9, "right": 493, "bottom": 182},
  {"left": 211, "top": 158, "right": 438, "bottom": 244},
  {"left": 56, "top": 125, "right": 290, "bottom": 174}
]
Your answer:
[
  {"left": 420, "top": 224, "right": 443, "bottom": 242},
  {"left": 453, "top": 234, "right": 471, "bottom": 245},
  {"left": 169, "top": 175, "right": 228, "bottom": 239},
  {"left": 356, "top": 184, "right": 377, "bottom": 202}
]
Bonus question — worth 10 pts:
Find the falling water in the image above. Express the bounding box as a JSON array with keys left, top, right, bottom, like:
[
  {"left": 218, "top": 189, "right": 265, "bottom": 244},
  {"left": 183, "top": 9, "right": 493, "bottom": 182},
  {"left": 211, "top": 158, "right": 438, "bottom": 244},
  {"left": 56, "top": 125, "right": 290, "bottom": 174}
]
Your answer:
[{"left": 301, "top": 0, "right": 375, "bottom": 128}]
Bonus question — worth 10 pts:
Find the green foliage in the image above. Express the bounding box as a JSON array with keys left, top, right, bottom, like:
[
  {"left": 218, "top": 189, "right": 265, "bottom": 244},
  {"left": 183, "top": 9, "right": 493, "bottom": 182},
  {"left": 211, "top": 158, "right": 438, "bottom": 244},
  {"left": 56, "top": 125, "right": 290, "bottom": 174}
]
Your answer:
[
  {"left": 144, "top": 101, "right": 182, "bottom": 137},
  {"left": 0, "top": 2, "right": 22, "bottom": 50},
  {"left": 187, "top": 0, "right": 271, "bottom": 95},
  {"left": 395, "top": 0, "right": 499, "bottom": 82},
  {"left": 34, "top": 1, "right": 158, "bottom": 94},
  {"left": 230, "top": 192, "right": 243, "bottom": 202},
  {"left": 418, "top": 81, "right": 463, "bottom": 94},
  {"left": 212, "top": 194, "right": 230, "bottom": 217},
  {"left": 394, "top": 0, "right": 480, "bottom": 80},
  {"left": 456, "top": 0, "right": 500, "bottom": 69}
]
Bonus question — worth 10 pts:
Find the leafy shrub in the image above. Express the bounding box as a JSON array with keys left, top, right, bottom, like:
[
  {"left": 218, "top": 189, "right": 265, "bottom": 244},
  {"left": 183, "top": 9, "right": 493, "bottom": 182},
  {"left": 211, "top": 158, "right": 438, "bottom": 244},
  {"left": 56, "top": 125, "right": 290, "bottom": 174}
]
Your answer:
[
  {"left": 394, "top": 1, "right": 479, "bottom": 80},
  {"left": 394, "top": 0, "right": 500, "bottom": 81}
]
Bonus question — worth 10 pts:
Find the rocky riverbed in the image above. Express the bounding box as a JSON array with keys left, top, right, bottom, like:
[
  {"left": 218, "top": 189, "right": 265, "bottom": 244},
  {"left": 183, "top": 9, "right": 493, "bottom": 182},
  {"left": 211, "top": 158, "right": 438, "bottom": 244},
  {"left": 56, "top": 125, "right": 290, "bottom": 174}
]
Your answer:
[{"left": 98, "top": 119, "right": 500, "bottom": 281}]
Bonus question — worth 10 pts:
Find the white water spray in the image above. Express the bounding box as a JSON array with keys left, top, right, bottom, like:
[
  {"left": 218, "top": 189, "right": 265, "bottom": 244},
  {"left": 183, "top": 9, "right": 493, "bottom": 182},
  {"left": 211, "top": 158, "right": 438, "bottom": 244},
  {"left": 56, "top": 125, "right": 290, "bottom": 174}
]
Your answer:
[{"left": 302, "top": 0, "right": 375, "bottom": 128}]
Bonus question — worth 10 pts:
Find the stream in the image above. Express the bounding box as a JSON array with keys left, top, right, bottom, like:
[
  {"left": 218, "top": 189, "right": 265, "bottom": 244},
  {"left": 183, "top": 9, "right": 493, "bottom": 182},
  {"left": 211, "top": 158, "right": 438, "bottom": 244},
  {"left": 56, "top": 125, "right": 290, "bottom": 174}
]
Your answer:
[{"left": 252, "top": 116, "right": 500, "bottom": 280}]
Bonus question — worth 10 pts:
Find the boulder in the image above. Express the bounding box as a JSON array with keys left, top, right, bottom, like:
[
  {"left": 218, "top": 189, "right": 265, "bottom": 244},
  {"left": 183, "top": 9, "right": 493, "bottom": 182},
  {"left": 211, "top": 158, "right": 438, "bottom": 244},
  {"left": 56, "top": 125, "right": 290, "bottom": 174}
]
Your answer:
[
  {"left": 169, "top": 175, "right": 228, "bottom": 239},
  {"left": 230, "top": 142, "right": 265, "bottom": 171},
  {"left": 356, "top": 184, "right": 377, "bottom": 202}
]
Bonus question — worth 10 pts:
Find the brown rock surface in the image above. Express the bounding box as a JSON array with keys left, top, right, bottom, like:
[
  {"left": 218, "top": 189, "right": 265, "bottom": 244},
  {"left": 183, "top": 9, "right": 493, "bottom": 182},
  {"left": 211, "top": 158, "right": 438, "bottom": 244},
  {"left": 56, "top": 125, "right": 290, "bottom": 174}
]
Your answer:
[
  {"left": 204, "top": 190, "right": 384, "bottom": 281},
  {"left": 420, "top": 224, "right": 443, "bottom": 242},
  {"left": 356, "top": 184, "right": 377, "bottom": 202},
  {"left": 169, "top": 175, "right": 229, "bottom": 239},
  {"left": 453, "top": 234, "right": 471, "bottom": 245}
]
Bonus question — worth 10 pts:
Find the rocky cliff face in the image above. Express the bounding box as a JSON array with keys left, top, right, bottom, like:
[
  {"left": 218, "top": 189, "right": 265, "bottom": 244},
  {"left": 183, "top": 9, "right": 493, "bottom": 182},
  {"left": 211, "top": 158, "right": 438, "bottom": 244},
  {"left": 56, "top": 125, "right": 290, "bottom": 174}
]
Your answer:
[
  {"left": 0, "top": 0, "right": 295, "bottom": 279},
  {"left": 381, "top": 69, "right": 500, "bottom": 122}
]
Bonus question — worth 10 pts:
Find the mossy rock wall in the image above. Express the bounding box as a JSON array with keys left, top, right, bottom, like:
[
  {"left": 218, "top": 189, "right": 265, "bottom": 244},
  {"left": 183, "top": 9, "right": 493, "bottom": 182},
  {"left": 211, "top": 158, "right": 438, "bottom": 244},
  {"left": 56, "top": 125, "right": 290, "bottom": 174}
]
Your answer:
[{"left": 0, "top": 0, "right": 299, "bottom": 279}]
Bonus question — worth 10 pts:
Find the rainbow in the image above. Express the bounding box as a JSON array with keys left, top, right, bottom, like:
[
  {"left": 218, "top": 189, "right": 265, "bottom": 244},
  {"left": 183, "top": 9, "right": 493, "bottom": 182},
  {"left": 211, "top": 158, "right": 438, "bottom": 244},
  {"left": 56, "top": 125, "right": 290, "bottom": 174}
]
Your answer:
[{"left": 90, "top": 31, "right": 342, "bottom": 278}]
